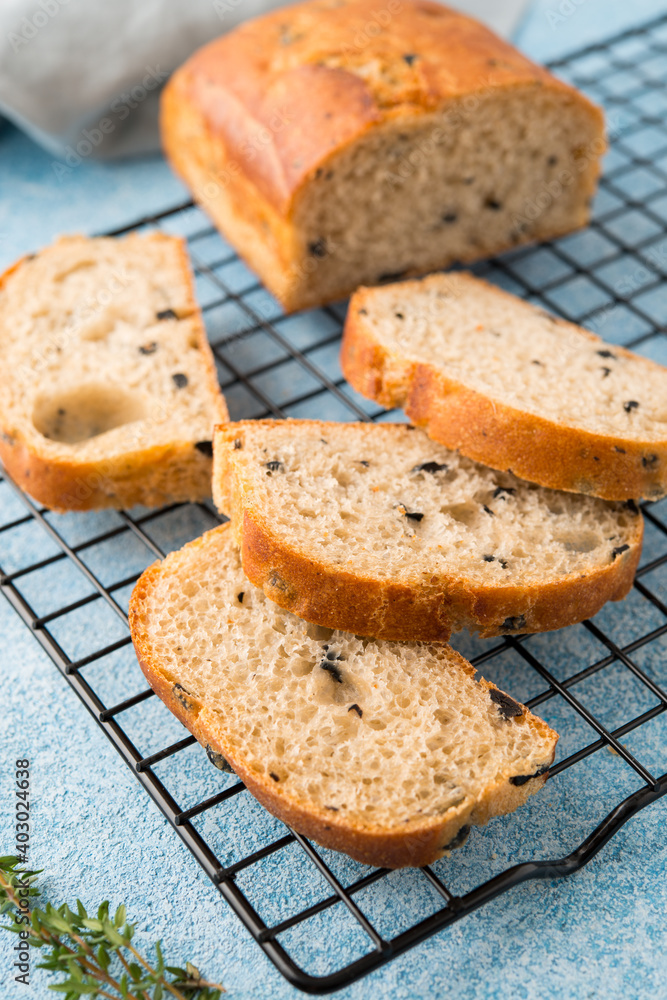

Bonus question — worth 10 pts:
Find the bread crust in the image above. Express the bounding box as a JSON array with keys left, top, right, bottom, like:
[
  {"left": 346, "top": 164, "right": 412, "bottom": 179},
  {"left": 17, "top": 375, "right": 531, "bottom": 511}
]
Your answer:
[
  {"left": 0, "top": 435, "right": 217, "bottom": 512},
  {"left": 341, "top": 277, "right": 667, "bottom": 501},
  {"left": 161, "top": 0, "right": 604, "bottom": 313},
  {"left": 214, "top": 420, "right": 642, "bottom": 642},
  {"left": 160, "top": 80, "right": 305, "bottom": 312},
  {"left": 129, "top": 526, "right": 558, "bottom": 869},
  {"left": 0, "top": 235, "right": 228, "bottom": 512}
]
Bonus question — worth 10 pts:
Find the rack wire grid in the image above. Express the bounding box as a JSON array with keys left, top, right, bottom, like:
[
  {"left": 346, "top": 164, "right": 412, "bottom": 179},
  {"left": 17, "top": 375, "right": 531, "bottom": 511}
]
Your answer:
[{"left": 3, "top": 13, "right": 667, "bottom": 995}]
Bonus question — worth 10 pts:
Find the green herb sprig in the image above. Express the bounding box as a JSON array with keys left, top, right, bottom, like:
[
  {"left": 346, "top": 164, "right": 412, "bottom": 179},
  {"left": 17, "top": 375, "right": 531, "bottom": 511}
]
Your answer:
[{"left": 0, "top": 856, "right": 224, "bottom": 1000}]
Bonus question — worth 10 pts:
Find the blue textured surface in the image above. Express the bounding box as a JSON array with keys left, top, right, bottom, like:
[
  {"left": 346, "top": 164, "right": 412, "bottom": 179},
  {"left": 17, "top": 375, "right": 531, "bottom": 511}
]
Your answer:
[{"left": 2, "top": 4, "right": 667, "bottom": 999}]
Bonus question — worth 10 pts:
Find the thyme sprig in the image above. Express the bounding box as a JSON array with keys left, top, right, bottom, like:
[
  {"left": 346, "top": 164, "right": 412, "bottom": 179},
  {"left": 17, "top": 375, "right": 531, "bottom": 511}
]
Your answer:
[{"left": 0, "top": 856, "right": 224, "bottom": 999}]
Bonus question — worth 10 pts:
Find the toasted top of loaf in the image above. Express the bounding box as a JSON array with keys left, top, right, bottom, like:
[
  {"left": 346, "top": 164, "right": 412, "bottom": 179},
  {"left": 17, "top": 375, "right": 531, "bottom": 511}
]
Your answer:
[
  {"left": 341, "top": 272, "right": 667, "bottom": 500},
  {"left": 0, "top": 233, "right": 227, "bottom": 509},
  {"left": 164, "top": 0, "right": 602, "bottom": 216},
  {"left": 129, "top": 523, "right": 558, "bottom": 868},
  {"left": 213, "top": 420, "right": 642, "bottom": 641}
]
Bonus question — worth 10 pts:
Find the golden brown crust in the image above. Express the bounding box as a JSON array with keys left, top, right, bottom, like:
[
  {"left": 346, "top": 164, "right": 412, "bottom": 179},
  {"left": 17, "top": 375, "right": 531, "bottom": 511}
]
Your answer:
[
  {"left": 128, "top": 527, "right": 558, "bottom": 869},
  {"left": 160, "top": 81, "right": 304, "bottom": 312},
  {"left": 0, "top": 435, "right": 216, "bottom": 512},
  {"left": 341, "top": 278, "right": 667, "bottom": 501},
  {"left": 213, "top": 420, "right": 642, "bottom": 642},
  {"left": 161, "top": 0, "right": 604, "bottom": 313},
  {"left": 0, "top": 236, "right": 228, "bottom": 512}
]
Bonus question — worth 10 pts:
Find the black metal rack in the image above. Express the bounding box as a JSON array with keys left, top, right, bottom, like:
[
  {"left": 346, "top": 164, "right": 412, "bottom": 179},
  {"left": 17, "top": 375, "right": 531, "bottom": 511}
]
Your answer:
[{"left": 2, "top": 13, "right": 667, "bottom": 994}]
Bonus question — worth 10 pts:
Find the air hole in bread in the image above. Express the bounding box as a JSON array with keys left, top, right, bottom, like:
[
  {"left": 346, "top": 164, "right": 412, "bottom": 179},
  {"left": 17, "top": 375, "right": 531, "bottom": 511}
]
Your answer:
[
  {"left": 79, "top": 315, "right": 120, "bottom": 342},
  {"left": 441, "top": 501, "right": 479, "bottom": 527},
  {"left": 292, "top": 658, "right": 315, "bottom": 676},
  {"left": 556, "top": 531, "right": 601, "bottom": 553},
  {"left": 306, "top": 622, "right": 335, "bottom": 641},
  {"left": 32, "top": 384, "right": 147, "bottom": 444},
  {"left": 544, "top": 499, "right": 565, "bottom": 515},
  {"left": 53, "top": 260, "right": 95, "bottom": 282}
]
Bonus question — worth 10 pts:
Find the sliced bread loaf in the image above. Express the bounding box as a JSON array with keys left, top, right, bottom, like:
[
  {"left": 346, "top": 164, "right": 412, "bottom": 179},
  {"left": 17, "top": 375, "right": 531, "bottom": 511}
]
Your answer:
[
  {"left": 341, "top": 272, "right": 667, "bottom": 501},
  {"left": 129, "top": 523, "right": 558, "bottom": 869},
  {"left": 213, "top": 420, "right": 642, "bottom": 642},
  {"left": 0, "top": 233, "right": 228, "bottom": 511}
]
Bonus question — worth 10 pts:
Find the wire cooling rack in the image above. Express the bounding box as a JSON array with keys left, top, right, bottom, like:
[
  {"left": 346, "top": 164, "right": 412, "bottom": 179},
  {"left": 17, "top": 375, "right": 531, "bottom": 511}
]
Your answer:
[{"left": 3, "top": 14, "right": 667, "bottom": 995}]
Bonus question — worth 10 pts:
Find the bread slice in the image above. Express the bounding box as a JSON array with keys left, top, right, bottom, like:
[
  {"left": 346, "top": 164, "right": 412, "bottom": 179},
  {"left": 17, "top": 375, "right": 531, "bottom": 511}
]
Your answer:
[
  {"left": 341, "top": 272, "right": 667, "bottom": 501},
  {"left": 129, "top": 522, "right": 558, "bottom": 869},
  {"left": 213, "top": 420, "right": 642, "bottom": 643},
  {"left": 161, "top": 0, "right": 604, "bottom": 313},
  {"left": 0, "top": 233, "right": 228, "bottom": 511}
]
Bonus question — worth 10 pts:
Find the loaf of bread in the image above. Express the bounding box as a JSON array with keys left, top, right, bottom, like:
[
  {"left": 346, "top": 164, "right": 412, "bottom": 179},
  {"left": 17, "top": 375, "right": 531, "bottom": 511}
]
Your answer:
[
  {"left": 341, "top": 272, "right": 667, "bottom": 501},
  {"left": 161, "top": 0, "right": 604, "bottom": 313},
  {"left": 0, "top": 233, "right": 228, "bottom": 511},
  {"left": 129, "top": 523, "right": 558, "bottom": 869},
  {"left": 213, "top": 419, "right": 642, "bottom": 642}
]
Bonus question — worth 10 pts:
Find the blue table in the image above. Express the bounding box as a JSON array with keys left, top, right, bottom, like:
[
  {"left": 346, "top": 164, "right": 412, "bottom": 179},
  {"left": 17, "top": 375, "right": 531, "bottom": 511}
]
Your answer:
[{"left": 2, "top": 3, "right": 667, "bottom": 998}]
